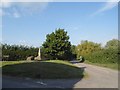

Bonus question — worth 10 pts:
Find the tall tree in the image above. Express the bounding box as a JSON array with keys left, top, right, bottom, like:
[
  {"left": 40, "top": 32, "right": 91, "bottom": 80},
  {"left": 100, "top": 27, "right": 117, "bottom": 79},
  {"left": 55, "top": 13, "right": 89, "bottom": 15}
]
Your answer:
[
  {"left": 42, "top": 28, "right": 72, "bottom": 60},
  {"left": 105, "top": 39, "right": 119, "bottom": 49},
  {"left": 76, "top": 40, "right": 101, "bottom": 59}
]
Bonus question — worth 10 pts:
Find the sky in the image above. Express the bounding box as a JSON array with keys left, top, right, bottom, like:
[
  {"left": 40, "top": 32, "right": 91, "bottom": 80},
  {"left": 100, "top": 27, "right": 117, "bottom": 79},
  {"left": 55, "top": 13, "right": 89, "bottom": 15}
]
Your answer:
[{"left": 1, "top": 1, "right": 118, "bottom": 47}]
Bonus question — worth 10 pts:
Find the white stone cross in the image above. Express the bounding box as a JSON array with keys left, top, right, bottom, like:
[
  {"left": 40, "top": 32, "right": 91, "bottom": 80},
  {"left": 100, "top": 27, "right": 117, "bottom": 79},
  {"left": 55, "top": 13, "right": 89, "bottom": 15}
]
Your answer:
[{"left": 38, "top": 47, "right": 41, "bottom": 57}]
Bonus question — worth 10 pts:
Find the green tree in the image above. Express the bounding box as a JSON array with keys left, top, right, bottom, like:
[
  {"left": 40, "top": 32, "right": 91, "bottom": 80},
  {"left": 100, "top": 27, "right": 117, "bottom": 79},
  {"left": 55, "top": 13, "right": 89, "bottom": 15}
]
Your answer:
[
  {"left": 42, "top": 28, "right": 72, "bottom": 60},
  {"left": 70, "top": 45, "right": 77, "bottom": 59},
  {"left": 2, "top": 44, "right": 38, "bottom": 61},
  {"left": 105, "top": 39, "right": 119, "bottom": 49},
  {"left": 78, "top": 39, "right": 119, "bottom": 64},
  {"left": 76, "top": 40, "right": 101, "bottom": 59}
]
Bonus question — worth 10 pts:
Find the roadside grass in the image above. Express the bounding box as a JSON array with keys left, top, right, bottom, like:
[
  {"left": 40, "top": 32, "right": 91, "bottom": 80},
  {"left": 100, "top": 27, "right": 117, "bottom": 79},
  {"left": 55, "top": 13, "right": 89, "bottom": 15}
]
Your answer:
[
  {"left": 0, "top": 61, "right": 2, "bottom": 67},
  {"left": 2, "top": 60, "right": 85, "bottom": 79},
  {"left": 85, "top": 60, "right": 118, "bottom": 70},
  {"left": 1, "top": 61, "right": 33, "bottom": 67}
]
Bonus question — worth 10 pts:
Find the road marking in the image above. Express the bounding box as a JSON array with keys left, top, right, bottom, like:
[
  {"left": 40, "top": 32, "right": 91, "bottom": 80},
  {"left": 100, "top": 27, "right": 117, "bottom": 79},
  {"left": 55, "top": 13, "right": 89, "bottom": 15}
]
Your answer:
[{"left": 36, "top": 81, "right": 47, "bottom": 85}]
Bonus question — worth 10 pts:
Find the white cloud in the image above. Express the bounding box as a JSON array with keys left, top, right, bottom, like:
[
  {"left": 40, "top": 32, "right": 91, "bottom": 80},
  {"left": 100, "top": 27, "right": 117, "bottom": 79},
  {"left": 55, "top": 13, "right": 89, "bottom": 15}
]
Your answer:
[
  {"left": 0, "top": 1, "right": 49, "bottom": 18},
  {"left": 13, "top": 12, "right": 21, "bottom": 18},
  {"left": 16, "top": 2, "right": 49, "bottom": 15},
  {"left": 91, "top": 0, "right": 118, "bottom": 16},
  {"left": 0, "top": 0, "right": 13, "bottom": 8}
]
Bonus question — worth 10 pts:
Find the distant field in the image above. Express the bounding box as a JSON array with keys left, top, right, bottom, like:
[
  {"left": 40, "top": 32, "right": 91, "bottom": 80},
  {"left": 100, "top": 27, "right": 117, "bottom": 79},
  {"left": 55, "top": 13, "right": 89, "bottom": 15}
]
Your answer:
[{"left": 2, "top": 60, "right": 86, "bottom": 79}]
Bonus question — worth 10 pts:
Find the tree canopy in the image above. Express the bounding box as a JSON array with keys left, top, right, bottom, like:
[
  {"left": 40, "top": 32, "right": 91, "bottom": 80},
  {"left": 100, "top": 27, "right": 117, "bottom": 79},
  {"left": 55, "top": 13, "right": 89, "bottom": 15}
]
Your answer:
[
  {"left": 2, "top": 44, "right": 38, "bottom": 61},
  {"left": 76, "top": 40, "right": 101, "bottom": 59},
  {"left": 105, "top": 39, "right": 120, "bottom": 49},
  {"left": 76, "top": 39, "right": 119, "bottom": 64},
  {"left": 42, "top": 28, "right": 72, "bottom": 60}
]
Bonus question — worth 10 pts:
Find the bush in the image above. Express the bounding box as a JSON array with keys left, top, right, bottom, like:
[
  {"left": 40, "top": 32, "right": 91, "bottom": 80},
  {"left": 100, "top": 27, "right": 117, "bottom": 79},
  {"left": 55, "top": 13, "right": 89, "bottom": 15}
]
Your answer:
[
  {"left": 85, "top": 48, "right": 118, "bottom": 64},
  {"left": 2, "top": 44, "right": 38, "bottom": 61}
]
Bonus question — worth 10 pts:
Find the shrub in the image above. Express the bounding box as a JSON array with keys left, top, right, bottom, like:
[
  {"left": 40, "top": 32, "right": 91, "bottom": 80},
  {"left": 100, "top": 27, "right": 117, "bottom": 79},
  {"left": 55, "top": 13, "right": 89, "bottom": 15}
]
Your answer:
[{"left": 85, "top": 48, "right": 118, "bottom": 64}]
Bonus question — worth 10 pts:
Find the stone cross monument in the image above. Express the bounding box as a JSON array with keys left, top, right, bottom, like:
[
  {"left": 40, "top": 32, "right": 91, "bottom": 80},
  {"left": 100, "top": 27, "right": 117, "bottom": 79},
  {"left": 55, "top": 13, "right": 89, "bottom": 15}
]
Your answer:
[
  {"left": 34, "top": 47, "right": 41, "bottom": 60},
  {"left": 38, "top": 48, "right": 41, "bottom": 57}
]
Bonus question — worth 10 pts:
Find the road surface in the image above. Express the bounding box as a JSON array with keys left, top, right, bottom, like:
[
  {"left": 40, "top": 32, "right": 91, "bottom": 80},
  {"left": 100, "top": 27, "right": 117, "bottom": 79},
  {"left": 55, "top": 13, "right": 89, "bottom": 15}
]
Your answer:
[
  {"left": 2, "top": 63, "right": 118, "bottom": 88},
  {"left": 74, "top": 63, "right": 118, "bottom": 88}
]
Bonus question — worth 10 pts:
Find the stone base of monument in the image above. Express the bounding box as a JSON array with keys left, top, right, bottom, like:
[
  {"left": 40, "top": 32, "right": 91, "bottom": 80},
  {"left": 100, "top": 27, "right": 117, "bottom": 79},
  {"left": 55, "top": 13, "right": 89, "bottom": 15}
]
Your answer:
[
  {"left": 34, "top": 56, "right": 41, "bottom": 60},
  {"left": 27, "top": 56, "right": 34, "bottom": 61}
]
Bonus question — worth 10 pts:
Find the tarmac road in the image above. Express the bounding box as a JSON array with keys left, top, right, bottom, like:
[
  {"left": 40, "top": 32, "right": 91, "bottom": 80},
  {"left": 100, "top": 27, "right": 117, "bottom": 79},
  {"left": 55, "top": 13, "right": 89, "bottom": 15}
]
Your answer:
[{"left": 73, "top": 63, "right": 118, "bottom": 88}]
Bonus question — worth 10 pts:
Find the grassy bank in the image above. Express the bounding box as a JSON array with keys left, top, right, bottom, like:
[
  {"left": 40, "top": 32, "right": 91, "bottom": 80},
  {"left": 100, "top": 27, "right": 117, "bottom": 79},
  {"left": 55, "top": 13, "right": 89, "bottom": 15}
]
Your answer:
[
  {"left": 2, "top": 60, "right": 85, "bottom": 79},
  {"left": 85, "top": 60, "right": 118, "bottom": 70}
]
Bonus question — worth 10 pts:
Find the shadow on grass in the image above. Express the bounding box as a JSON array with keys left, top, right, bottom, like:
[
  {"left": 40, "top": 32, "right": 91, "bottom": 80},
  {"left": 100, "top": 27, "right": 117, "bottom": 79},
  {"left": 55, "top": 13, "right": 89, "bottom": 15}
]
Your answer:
[{"left": 2, "top": 61, "right": 86, "bottom": 88}]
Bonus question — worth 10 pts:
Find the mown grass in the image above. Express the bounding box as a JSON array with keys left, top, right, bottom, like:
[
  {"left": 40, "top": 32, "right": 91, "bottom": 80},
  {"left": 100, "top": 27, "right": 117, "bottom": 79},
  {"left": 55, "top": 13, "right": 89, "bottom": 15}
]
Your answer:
[
  {"left": 85, "top": 60, "right": 118, "bottom": 70},
  {"left": 2, "top": 60, "right": 85, "bottom": 79}
]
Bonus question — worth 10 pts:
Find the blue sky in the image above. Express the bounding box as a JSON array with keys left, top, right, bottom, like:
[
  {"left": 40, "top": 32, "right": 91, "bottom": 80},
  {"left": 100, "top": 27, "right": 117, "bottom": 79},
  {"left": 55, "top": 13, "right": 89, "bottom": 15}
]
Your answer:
[{"left": 1, "top": 2, "right": 118, "bottom": 47}]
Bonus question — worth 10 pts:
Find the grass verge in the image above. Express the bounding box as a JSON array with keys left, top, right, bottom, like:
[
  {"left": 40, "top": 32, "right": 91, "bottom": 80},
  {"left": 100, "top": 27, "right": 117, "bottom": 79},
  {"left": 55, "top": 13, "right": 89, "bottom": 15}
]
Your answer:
[
  {"left": 85, "top": 60, "right": 118, "bottom": 70},
  {"left": 2, "top": 60, "right": 85, "bottom": 79}
]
